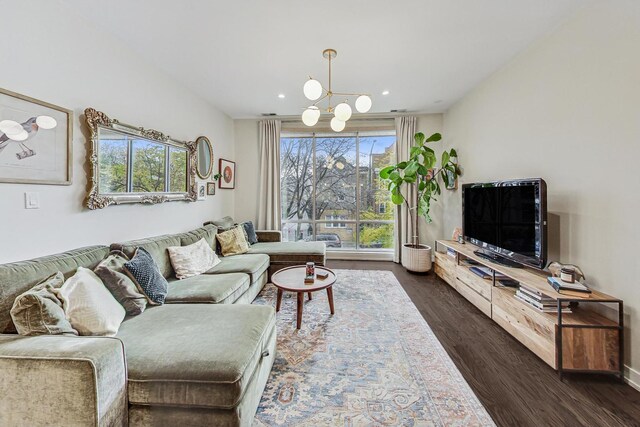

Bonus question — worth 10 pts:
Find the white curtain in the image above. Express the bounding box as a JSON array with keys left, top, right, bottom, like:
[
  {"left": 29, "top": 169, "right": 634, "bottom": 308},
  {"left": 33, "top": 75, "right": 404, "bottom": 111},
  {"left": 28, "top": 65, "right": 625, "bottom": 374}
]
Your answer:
[
  {"left": 257, "top": 120, "right": 282, "bottom": 230},
  {"left": 394, "top": 116, "right": 417, "bottom": 263}
]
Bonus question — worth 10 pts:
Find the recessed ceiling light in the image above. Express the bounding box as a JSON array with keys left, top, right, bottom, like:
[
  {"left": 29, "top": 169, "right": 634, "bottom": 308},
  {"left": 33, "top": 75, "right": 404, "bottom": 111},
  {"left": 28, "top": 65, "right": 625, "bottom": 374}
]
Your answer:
[
  {"left": 278, "top": 94, "right": 285, "bottom": 99},
  {"left": 382, "top": 90, "right": 390, "bottom": 95}
]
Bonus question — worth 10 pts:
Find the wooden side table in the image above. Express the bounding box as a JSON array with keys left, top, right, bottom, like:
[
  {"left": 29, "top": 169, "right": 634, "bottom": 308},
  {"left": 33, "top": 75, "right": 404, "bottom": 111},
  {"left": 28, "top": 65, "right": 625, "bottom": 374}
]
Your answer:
[{"left": 271, "top": 266, "right": 336, "bottom": 329}]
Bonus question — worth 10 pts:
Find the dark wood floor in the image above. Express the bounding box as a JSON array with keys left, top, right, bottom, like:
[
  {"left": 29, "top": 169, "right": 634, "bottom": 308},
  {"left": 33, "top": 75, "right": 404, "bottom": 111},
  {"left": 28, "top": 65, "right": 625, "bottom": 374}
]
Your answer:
[{"left": 328, "top": 260, "right": 640, "bottom": 427}]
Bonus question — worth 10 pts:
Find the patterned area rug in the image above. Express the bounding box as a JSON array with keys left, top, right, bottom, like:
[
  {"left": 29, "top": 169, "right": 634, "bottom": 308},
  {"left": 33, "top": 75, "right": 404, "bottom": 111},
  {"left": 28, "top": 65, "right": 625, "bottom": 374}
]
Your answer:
[{"left": 253, "top": 270, "right": 495, "bottom": 426}]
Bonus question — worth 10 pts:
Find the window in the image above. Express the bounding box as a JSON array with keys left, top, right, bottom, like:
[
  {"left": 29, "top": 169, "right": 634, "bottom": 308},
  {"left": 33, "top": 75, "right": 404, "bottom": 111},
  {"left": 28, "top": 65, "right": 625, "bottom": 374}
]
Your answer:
[{"left": 280, "top": 131, "right": 395, "bottom": 251}]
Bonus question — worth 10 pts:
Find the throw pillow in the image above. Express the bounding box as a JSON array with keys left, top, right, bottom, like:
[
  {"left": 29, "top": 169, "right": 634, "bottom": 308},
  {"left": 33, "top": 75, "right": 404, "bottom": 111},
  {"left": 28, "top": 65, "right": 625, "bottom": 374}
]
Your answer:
[
  {"left": 55, "top": 267, "right": 126, "bottom": 337},
  {"left": 168, "top": 238, "right": 221, "bottom": 279},
  {"left": 209, "top": 216, "right": 235, "bottom": 231},
  {"left": 124, "top": 247, "right": 169, "bottom": 305},
  {"left": 216, "top": 225, "right": 250, "bottom": 256},
  {"left": 241, "top": 221, "right": 259, "bottom": 245},
  {"left": 10, "top": 272, "right": 78, "bottom": 336},
  {"left": 94, "top": 250, "right": 148, "bottom": 316}
]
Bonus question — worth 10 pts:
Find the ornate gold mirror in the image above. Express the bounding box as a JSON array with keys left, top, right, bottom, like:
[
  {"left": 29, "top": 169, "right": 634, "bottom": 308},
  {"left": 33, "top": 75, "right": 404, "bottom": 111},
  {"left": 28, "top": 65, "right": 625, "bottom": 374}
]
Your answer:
[
  {"left": 195, "top": 136, "right": 213, "bottom": 179},
  {"left": 84, "top": 108, "right": 197, "bottom": 209}
]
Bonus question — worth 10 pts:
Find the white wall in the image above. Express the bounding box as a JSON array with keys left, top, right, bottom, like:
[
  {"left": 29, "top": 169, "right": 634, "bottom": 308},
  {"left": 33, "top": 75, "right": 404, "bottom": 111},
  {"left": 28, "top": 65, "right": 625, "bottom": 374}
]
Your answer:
[
  {"left": 0, "top": 0, "right": 234, "bottom": 263},
  {"left": 442, "top": 0, "right": 640, "bottom": 382},
  {"left": 233, "top": 119, "right": 260, "bottom": 224}
]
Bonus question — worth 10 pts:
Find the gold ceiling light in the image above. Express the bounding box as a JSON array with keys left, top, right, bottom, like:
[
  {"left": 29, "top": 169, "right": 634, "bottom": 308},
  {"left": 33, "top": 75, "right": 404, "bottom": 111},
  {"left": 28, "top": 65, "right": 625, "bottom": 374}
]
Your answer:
[{"left": 302, "top": 49, "right": 372, "bottom": 132}]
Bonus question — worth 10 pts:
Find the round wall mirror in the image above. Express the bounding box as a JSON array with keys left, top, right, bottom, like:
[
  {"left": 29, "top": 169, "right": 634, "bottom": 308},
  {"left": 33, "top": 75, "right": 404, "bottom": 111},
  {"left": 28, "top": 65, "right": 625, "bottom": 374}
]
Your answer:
[{"left": 195, "top": 136, "right": 213, "bottom": 179}]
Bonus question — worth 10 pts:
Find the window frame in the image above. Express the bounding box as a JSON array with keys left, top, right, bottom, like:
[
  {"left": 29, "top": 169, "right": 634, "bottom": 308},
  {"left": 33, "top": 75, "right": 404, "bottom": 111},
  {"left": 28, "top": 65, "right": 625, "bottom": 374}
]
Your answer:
[{"left": 280, "top": 130, "right": 395, "bottom": 252}]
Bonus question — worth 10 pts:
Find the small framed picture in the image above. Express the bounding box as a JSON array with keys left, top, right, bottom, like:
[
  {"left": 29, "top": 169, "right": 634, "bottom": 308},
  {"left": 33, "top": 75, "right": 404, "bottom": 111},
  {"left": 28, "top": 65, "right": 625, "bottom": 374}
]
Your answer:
[
  {"left": 206, "top": 182, "right": 216, "bottom": 196},
  {"left": 218, "top": 158, "right": 235, "bottom": 189},
  {"left": 197, "top": 182, "right": 206, "bottom": 201}
]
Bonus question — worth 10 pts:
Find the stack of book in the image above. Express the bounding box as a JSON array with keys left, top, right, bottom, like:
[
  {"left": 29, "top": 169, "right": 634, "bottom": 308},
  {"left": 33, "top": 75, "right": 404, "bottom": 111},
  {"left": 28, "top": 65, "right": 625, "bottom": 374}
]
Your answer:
[
  {"left": 547, "top": 276, "right": 592, "bottom": 297},
  {"left": 446, "top": 248, "right": 456, "bottom": 258},
  {"left": 515, "top": 284, "right": 572, "bottom": 313}
]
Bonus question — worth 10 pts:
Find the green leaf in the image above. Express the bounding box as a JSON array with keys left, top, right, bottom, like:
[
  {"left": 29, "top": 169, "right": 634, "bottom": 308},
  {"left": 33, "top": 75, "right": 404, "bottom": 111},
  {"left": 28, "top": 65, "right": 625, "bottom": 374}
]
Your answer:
[
  {"left": 379, "top": 166, "right": 394, "bottom": 179},
  {"left": 419, "top": 181, "right": 427, "bottom": 191},
  {"left": 404, "top": 161, "right": 419, "bottom": 176},
  {"left": 389, "top": 171, "right": 400, "bottom": 182},
  {"left": 391, "top": 189, "right": 404, "bottom": 205},
  {"left": 449, "top": 148, "right": 458, "bottom": 158},
  {"left": 417, "top": 165, "right": 428, "bottom": 176},
  {"left": 404, "top": 174, "right": 416, "bottom": 183},
  {"left": 397, "top": 161, "right": 408, "bottom": 169},
  {"left": 426, "top": 132, "right": 442, "bottom": 142},
  {"left": 414, "top": 132, "right": 425, "bottom": 145},
  {"left": 441, "top": 151, "right": 450, "bottom": 167},
  {"left": 410, "top": 146, "right": 422, "bottom": 158},
  {"left": 441, "top": 170, "right": 449, "bottom": 188}
]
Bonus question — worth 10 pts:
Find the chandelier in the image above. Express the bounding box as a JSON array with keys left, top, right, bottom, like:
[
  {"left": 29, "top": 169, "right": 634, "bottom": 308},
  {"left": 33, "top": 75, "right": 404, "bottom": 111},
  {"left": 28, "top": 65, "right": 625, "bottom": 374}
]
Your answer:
[{"left": 301, "top": 49, "right": 372, "bottom": 132}]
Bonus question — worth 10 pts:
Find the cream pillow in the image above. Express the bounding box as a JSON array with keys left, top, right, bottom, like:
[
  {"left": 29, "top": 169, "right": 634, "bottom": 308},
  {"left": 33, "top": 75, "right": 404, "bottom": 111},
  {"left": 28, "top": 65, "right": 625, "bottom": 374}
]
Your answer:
[
  {"left": 168, "top": 238, "right": 221, "bottom": 279},
  {"left": 216, "top": 225, "right": 250, "bottom": 256},
  {"left": 55, "top": 267, "right": 126, "bottom": 337}
]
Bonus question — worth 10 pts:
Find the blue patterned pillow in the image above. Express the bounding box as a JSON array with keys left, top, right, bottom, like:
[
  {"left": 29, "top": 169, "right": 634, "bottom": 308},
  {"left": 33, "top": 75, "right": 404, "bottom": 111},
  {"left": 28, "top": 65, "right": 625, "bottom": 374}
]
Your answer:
[{"left": 124, "top": 247, "right": 168, "bottom": 305}]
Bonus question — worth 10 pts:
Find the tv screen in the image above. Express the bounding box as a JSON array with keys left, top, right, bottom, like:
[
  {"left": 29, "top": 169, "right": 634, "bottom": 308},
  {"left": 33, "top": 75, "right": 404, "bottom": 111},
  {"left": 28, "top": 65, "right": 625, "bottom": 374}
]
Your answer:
[{"left": 462, "top": 179, "right": 547, "bottom": 269}]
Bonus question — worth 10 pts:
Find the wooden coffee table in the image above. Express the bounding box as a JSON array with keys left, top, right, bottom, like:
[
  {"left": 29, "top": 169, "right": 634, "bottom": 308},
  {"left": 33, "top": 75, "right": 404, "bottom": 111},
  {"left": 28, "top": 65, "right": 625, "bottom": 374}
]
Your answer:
[{"left": 271, "top": 266, "right": 336, "bottom": 329}]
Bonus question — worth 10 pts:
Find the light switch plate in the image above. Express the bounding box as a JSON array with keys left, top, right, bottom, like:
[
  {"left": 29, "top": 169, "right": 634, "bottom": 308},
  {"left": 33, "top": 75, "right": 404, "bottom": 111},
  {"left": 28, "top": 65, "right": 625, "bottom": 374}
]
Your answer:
[{"left": 25, "top": 192, "right": 40, "bottom": 209}]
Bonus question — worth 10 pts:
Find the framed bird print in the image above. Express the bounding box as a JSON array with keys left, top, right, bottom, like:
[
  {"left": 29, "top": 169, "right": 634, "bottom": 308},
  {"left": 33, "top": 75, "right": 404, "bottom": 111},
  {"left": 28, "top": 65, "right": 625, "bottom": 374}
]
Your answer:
[
  {"left": 0, "top": 87, "right": 72, "bottom": 185},
  {"left": 218, "top": 158, "right": 235, "bottom": 189}
]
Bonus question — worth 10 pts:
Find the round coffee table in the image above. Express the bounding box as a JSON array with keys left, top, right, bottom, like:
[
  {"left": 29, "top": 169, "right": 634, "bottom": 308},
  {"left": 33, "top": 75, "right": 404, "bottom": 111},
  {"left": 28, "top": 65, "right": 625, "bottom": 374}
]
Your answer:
[{"left": 271, "top": 266, "right": 336, "bottom": 329}]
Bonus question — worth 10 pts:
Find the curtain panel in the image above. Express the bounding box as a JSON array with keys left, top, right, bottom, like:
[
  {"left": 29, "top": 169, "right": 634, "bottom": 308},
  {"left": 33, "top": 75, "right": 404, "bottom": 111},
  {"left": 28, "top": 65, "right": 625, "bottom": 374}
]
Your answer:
[
  {"left": 393, "top": 116, "right": 417, "bottom": 263},
  {"left": 257, "top": 120, "right": 282, "bottom": 230}
]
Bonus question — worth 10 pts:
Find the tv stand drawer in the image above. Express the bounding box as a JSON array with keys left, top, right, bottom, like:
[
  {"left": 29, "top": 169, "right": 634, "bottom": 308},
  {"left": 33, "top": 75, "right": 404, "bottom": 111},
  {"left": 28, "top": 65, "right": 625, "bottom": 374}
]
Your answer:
[
  {"left": 455, "top": 278, "right": 491, "bottom": 317},
  {"left": 456, "top": 265, "right": 492, "bottom": 300}
]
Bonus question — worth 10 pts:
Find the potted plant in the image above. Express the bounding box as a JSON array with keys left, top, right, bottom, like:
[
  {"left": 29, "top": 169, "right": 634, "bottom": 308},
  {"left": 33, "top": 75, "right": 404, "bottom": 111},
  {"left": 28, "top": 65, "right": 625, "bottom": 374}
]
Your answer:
[{"left": 379, "top": 132, "right": 460, "bottom": 272}]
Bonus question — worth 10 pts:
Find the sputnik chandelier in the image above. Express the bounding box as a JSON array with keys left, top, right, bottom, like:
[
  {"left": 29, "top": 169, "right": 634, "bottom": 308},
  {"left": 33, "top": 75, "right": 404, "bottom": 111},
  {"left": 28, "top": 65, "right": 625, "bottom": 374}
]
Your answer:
[{"left": 301, "top": 49, "right": 372, "bottom": 132}]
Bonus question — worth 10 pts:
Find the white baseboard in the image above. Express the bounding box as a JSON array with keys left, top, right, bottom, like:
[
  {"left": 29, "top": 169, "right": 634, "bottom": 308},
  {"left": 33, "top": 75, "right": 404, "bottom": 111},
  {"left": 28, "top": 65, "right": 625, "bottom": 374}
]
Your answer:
[
  {"left": 624, "top": 365, "right": 640, "bottom": 392},
  {"left": 326, "top": 250, "right": 394, "bottom": 261}
]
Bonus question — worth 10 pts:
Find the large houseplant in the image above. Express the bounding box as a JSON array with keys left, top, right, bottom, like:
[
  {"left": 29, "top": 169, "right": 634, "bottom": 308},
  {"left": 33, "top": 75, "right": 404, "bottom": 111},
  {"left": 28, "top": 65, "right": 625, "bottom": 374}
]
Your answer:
[{"left": 380, "top": 132, "right": 460, "bottom": 272}]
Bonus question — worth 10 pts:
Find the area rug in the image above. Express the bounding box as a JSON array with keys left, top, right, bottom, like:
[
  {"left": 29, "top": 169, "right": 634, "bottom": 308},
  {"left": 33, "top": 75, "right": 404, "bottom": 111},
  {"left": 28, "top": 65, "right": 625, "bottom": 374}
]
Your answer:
[{"left": 252, "top": 269, "right": 495, "bottom": 426}]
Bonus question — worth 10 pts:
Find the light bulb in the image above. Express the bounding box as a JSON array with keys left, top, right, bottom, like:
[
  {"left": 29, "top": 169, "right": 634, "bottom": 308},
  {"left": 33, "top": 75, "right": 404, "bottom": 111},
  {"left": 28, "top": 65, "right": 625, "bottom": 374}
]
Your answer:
[
  {"left": 334, "top": 102, "right": 352, "bottom": 121},
  {"left": 8, "top": 130, "right": 28, "bottom": 141},
  {"left": 36, "top": 115, "right": 57, "bottom": 129},
  {"left": 302, "top": 106, "right": 320, "bottom": 126},
  {"left": 303, "top": 79, "right": 323, "bottom": 101},
  {"left": 355, "top": 95, "right": 372, "bottom": 113},
  {"left": 330, "top": 117, "right": 345, "bottom": 132}
]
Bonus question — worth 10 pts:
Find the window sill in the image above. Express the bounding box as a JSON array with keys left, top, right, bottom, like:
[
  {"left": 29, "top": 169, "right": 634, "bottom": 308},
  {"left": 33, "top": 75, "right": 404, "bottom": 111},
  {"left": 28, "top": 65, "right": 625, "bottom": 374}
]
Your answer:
[{"left": 326, "top": 250, "right": 394, "bottom": 261}]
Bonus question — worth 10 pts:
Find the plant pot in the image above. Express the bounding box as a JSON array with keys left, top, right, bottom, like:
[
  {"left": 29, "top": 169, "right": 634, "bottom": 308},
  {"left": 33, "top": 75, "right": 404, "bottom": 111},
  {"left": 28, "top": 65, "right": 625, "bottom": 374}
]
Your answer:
[{"left": 401, "top": 243, "right": 432, "bottom": 273}]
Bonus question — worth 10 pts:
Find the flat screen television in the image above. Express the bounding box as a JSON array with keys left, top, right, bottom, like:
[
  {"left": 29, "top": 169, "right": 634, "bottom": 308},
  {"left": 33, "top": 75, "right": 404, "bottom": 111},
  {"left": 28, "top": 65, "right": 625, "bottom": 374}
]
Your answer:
[{"left": 462, "top": 178, "right": 547, "bottom": 269}]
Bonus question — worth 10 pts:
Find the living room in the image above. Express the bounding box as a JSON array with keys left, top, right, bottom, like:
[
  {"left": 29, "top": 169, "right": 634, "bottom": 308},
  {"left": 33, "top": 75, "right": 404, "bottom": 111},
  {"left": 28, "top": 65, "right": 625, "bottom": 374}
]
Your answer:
[{"left": 1, "top": 1, "right": 639, "bottom": 426}]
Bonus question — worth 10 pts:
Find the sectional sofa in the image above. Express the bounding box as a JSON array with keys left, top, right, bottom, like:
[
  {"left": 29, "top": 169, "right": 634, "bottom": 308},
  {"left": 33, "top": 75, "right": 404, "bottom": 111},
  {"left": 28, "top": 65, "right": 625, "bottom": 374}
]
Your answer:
[{"left": 0, "top": 220, "right": 325, "bottom": 427}]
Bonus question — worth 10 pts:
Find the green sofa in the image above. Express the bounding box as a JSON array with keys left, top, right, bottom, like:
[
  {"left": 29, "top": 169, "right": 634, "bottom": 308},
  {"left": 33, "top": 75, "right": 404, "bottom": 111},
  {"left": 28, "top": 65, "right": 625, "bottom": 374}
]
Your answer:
[{"left": 0, "top": 222, "right": 325, "bottom": 427}]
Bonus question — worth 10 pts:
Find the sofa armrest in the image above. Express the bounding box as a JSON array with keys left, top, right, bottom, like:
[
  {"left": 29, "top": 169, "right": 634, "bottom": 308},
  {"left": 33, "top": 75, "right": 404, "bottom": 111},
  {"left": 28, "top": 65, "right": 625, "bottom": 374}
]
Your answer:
[
  {"left": 0, "top": 335, "right": 127, "bottom": 426},
  {"left": 256, "top": 230, "right": 282, "bottom": 243}
]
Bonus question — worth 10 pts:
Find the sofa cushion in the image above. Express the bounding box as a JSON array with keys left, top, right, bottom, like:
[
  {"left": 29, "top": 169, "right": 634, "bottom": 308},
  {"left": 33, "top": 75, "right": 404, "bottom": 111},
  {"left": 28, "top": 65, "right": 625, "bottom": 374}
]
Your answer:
[
  {"left": 111, "top": 234, "right": 182, "bottom": 279},
  {"left": 248, "top": 241, "right": 326, "bottom": 264},
  {"left": 116, "top": 304, "right": 276, "bottom": 409},
  {"left": 207, "top": 216, "right": 235, "bottom": 231},
  {"left": 216, "top": 226, "right": 249, "bottom": 257},
  {"left": 124, "top": 248, "right": 169, "bottom": 305},
  {"left": 0, "top": 245, "right": 110, "bottom": 334},
  {"left": 10, "top": 272, "right": 77, "bottom": 336},
  {"left": 94, "top": 251, "right": 147, "bottom": 316},
  {"left": 205, "top": 254, "right": 269, "bottom": 282},
  {"left": 180, "top": 224, "right": 217, "bottom": 248},
  {"left": 165, "top": 273, "right": 250, "bottom": 304}
]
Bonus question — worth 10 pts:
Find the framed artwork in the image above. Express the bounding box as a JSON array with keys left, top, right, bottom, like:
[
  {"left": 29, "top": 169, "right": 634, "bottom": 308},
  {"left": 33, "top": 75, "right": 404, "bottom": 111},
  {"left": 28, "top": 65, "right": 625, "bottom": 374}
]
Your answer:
[
  {"left": 197, "top": 182, "right": 206, "bottom": 201},
  {"left": 0, "top": 88, "right": 72, "bottom": 185},
  {"left": 206, "top": 182, "right": 216, "bottom": 196},
  {"left": 218, "top": 158, "right": 235, "bottom": 189},
  {"left": 445, "top": 169, "right": 458, "bottom": 190}
]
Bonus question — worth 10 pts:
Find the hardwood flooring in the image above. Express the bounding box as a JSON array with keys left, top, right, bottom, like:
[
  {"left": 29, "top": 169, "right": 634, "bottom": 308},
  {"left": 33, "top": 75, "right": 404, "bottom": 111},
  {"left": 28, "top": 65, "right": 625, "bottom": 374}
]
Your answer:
[{"left": 327, "top": 260, "right": 640, "bottom": 427}]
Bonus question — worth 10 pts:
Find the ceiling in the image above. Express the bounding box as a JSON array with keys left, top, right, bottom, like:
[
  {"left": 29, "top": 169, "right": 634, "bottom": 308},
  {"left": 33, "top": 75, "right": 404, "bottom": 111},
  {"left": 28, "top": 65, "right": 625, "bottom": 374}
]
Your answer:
[{"left": 64, "top": 0, "right": 586, "bottom": 119}]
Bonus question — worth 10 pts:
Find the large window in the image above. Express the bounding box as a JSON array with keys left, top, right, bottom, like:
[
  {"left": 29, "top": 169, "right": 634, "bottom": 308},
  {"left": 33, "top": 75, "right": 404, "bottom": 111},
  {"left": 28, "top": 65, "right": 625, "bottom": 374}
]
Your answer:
[{"left": 280, "top": 131, "right": 395, "bottom": 251}]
